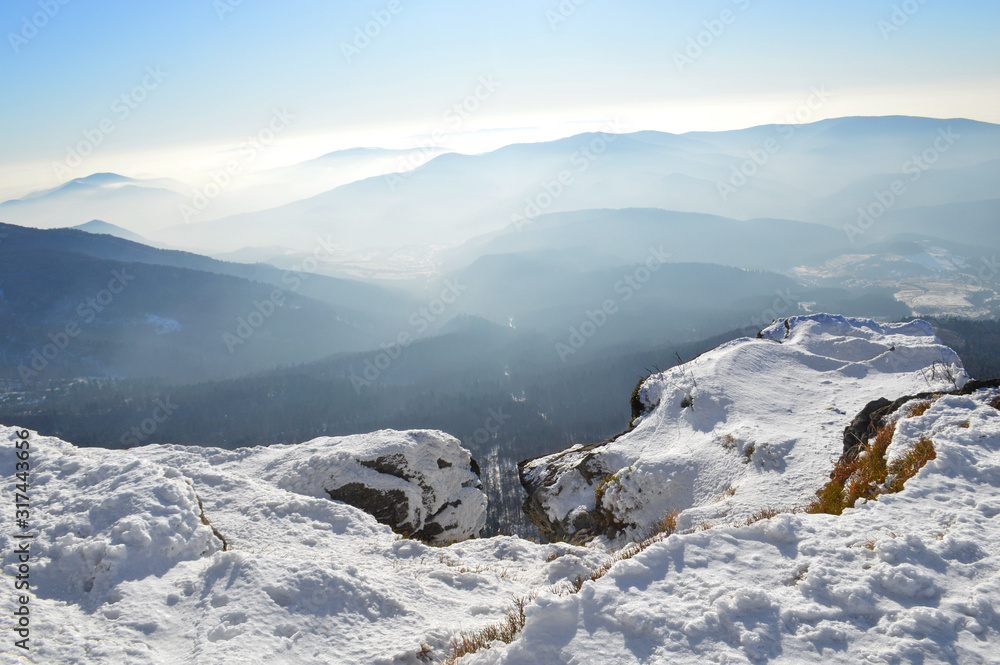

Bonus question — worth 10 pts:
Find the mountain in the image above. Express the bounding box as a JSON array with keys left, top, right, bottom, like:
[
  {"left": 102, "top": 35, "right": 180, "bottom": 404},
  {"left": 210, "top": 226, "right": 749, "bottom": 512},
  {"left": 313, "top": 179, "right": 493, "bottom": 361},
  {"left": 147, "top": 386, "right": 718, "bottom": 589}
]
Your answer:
[
  {"left": 0, "top": 225, "right": 419, "bottom": 382},
  {"left": 0, "top": 173, "right": 191, "bottom": 233},
  {"left": 440, "top": 208, "right": 849, "bottom": 273},
  {"left": 71, "top": 219, "right": 155, "bottom": 245},
  {"left": 3, "top": 315, "right": 997, "bottom": 663},
  {"left": 172, "top": 146, "right": 453, "bottom": 223},
  {"left": 154, "top": 116, "right": 1000, "bottom": 253},
  {"left": 0, "top": 222, "right": 415, "bottom": 317}
]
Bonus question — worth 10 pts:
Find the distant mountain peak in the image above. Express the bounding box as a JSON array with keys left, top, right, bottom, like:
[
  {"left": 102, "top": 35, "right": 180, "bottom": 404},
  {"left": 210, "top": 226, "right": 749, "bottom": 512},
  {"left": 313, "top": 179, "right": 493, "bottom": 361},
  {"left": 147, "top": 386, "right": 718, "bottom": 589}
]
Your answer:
[{"left": 70, "top": 219, "right": 150, "bottom": 244}]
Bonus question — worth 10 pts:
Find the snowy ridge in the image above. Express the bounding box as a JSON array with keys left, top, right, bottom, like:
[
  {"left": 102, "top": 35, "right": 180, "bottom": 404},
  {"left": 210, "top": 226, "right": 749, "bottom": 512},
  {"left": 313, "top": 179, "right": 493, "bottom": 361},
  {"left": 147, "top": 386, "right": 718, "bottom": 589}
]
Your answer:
[{"left": 521, "top": 314, "right": 969, "bottom": 540}]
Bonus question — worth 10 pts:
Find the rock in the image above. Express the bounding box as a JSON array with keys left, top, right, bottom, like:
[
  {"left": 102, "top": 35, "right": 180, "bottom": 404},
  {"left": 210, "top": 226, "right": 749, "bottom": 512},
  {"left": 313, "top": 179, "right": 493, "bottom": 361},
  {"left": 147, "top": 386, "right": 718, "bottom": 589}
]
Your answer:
[
  {"left": 263, "top": 429, "right": 487, "bottom": 544},
  {"left": 842, "top": 378, "right": 1000, "bottom": 460},
  {"left": 519, "top": 315, "right": 970, "bottom": 543}
]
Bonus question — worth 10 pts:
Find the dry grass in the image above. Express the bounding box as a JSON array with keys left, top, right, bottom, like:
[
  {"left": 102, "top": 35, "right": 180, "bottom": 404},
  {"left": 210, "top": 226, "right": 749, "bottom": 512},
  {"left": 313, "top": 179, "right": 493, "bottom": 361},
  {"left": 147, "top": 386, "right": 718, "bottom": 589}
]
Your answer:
[
  {"left": 442, "top": 595, "right": 535, "bottom": 664},
  {"left": 990, "top": 396, "right": 1000, "bottom": 411},
  {"left": 907, "top": 400, "right": 934, "bottom": 418},
  {"left": 719, "top": 434, "right": 737, "bottom": 451},
  {"left": 740, "top": 507, "right": 789, "bottom": 527},
  {"left": 715, "top": 485, "right": 737, "bottom": 502},
  {"left": 885, "top": 437, "right": 936, "bottom": 493},
  {"left": 586, "top": 511, "right": 679, "bottom": 584},
  {"left": 809, "top": 421, "right": 936, "bottom": 515}
]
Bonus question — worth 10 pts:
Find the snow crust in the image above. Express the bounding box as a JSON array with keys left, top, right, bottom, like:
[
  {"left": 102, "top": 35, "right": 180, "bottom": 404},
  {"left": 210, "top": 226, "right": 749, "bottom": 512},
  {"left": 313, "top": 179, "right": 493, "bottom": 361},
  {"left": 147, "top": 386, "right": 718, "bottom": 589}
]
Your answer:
[
  {"left": 523, "top": 314, "right": 969, "bottom": 534},
  {"left": 0, "top": 428, "right": 602, "bottom": 664},
  {"left": 468, "top": 389, "right": 1000, "bottom": 664}
]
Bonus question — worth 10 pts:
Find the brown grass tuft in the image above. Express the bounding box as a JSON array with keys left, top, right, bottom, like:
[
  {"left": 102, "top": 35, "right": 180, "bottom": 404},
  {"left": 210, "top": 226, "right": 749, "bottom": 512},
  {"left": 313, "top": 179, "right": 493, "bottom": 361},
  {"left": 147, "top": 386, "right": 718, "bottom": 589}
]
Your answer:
[
  {"left": 885, "top": 437, "right": 936, "bottom": 493},
  {"left": 907, "top": 400, "right": 934, "bottom": 418},
  {"left": 443, "top": 595, "right": 536, "bottom": 664},
  {"left": 990, "top": 396, "right": 1000, "bottom": 411},
  {"left": 809, "top": 422, "right": 936, "bottom": 515},
  {"left": 741, "top": 507, "right": 784, "bottom": 526}
]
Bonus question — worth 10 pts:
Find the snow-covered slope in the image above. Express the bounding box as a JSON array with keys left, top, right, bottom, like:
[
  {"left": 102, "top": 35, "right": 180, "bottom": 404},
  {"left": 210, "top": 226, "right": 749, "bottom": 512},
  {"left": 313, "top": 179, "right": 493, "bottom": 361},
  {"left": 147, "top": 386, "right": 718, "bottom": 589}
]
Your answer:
[
  {"left": 521, "top": 315, "right": 969, "bottom": 541},
  {"left": 0, "top": 428, "right": 601, "bottom": 664},
  {"left": 471, "top": 388, "right": 1000, "bottom": 664}
]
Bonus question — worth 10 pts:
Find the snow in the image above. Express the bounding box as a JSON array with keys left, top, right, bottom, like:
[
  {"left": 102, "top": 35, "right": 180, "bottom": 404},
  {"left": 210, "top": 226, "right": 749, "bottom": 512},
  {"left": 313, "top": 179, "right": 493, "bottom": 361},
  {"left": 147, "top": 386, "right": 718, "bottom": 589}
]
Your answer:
[
  {"left": 2, "top": 314, "right": 998, "bottom": 664},
  {"left": 0, "top": 428, "right": 604, "bottom": 664},
  {"left": 471, "top": 389, "right": 1000, "bottom": 664},
  {"left": 522, "top": 314, "right": 969, "bottom": 535}
]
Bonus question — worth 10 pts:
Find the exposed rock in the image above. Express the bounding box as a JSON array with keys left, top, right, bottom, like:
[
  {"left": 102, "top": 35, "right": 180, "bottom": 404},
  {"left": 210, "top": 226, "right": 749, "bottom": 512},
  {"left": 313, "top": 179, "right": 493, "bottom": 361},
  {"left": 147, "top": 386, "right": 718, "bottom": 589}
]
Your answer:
[
  {"left": 519, "top": 315, "right": 969, "bottom": 543},
  {"left": 842, "top": 377, "right": 1000, "bottom": 460},
  {"left": 263, "top": 429, "right": 487, "bottom": 544}
]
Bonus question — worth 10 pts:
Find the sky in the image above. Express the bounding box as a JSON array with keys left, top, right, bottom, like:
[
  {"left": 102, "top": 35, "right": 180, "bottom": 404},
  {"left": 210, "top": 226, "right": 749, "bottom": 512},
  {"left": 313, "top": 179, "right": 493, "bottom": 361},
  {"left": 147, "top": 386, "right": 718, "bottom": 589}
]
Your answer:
[{"left": 1, "top": 0, "right": 998, "bottom": 198}]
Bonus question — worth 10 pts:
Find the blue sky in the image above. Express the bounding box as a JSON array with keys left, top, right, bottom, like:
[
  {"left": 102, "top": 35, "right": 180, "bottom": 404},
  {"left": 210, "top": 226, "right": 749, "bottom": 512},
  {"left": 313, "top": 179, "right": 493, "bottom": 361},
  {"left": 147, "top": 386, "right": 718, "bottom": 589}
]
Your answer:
[{"left": 1, "top": 0, "right": 997, "bottom": 194}]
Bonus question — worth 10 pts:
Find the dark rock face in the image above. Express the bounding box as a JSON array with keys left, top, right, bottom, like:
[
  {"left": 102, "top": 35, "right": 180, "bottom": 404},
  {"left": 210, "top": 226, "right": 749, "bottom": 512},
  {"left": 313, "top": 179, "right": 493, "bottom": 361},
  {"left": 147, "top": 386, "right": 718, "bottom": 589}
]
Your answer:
[
  {"left": 327, "top": 484, "right": 414, "bottom": 534},
  {"left": 842, "top": 378, "right": 1000, "bottom": 461},
  {"left": 843, "top": 398, "right": 893, "bottom": 460}
]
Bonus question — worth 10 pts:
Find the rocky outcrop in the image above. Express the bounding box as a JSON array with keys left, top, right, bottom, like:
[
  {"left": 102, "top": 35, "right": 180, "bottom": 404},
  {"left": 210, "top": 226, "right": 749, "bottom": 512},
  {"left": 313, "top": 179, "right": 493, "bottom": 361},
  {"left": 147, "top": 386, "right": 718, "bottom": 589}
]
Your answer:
[
  {"left": 263, "top": 430, "right": 487, "bottom": 544},
  {"left": 519, "top": 315, "right": 970, "bottom": 543},
  {"left": 519, "top": 443, "right": 613, "bottom": 544},
  {"left": 843, "top": 378, "right": 1000, "bottom": 460}
]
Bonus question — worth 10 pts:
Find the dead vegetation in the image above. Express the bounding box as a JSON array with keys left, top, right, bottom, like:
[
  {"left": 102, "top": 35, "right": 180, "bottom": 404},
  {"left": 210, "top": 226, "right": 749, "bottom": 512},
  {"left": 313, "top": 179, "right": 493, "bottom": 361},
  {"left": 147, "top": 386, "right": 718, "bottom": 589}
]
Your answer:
[
  {"left": 442, "top": 595, "right": 535, "bottom": 665},
  {"left": 808, "top": 418, "right": 936, "bottom": 515}
]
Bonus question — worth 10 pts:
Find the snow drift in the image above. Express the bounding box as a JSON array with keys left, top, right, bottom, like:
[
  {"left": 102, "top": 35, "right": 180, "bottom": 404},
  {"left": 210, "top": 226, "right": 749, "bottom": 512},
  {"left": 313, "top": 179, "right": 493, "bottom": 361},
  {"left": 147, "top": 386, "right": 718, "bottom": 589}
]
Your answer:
[{"left": 0, "top": 428, "right": 600, "bottom": 663}]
